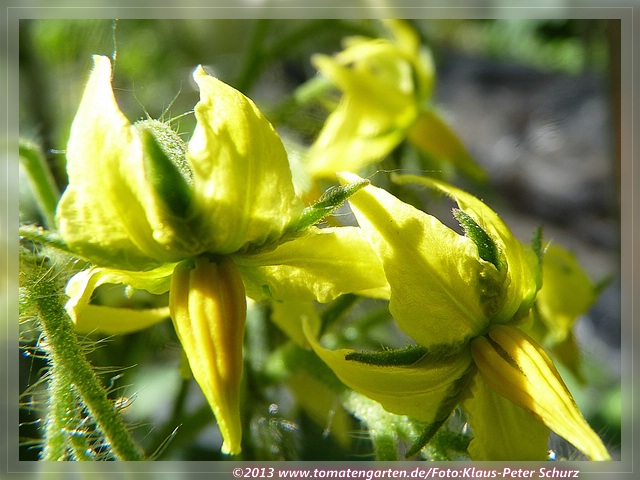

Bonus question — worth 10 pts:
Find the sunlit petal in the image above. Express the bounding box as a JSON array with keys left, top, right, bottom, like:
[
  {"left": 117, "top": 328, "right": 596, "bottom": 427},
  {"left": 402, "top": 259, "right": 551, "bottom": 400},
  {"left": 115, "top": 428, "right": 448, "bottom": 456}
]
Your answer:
[
  {"left": 188, "top": 67, "right": 304, "bottom": 254},
  {"left": 235, "top": 226, "right": 389, "bottom": 303},
  {"left": 462, "top": 372, "right": 550, "bottom": 460},
  {"left": 338, "top": 172, "right": 489, "bottom": 346},
  {"left": 471, "top": 325, "right": 610, "bottom": 461},
  {"left": 304, "top": 320, "right": 474, "bottom": 424}
]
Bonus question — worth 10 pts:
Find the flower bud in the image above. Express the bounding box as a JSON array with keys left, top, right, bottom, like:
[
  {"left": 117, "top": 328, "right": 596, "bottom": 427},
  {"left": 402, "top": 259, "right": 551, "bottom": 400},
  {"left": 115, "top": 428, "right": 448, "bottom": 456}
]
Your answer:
[{"left": 169, "top": 256, "right": 246, "bottom": 455}]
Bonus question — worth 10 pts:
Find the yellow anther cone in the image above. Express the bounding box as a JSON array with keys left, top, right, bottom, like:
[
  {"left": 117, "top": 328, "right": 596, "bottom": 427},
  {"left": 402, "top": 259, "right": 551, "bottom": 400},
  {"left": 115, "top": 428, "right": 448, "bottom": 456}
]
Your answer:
[{"left": 170, "top": 256, "right": 246, "bottom": 455}]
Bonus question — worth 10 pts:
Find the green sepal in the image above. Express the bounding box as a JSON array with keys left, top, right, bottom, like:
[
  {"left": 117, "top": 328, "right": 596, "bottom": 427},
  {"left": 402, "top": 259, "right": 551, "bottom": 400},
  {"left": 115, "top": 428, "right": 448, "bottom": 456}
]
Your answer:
[
  {"left": 405, "top": 365, "right": 476, "bottom": 457},
  {"left": 138, "top": 125, "right": 192, "bottom": 218},
  {"left": 346, "top": 345, "right": 429, "bottom": 367},
  {"left": 135, "top": 119, "right": 191, "bottom": 183},
  {"left": 345, "top": 343, "right": 464, "bottom": 367},
  {"left": 453, "top": 209, "right": 500, "bottom": 270},
  {"left": 405, "top": 416, "right": 448, "bottom": 458},
  {"left": 531, "top": 225, "right": 544, "bottom": 264},
  {"left": 295, "top": 179, "right": 370, "bottom": 232}
]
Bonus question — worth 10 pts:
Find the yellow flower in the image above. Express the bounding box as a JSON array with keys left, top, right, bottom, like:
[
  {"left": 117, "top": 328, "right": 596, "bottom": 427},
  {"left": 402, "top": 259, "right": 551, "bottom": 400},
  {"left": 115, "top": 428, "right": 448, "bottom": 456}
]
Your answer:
[
  {"left": 305, "top": 172, "right": 610, "bottom": 461},
  {"left": 57, "top": 56, "right": 388, "bottom": 454},
  {"left": 305, "top": 20, "right": 484, "bottom": 182}
]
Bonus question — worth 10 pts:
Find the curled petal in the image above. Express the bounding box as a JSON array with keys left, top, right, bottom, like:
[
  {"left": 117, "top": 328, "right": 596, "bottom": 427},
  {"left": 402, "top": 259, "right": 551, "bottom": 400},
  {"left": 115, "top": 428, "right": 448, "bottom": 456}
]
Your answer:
[
  {"left": 169, "top": 256, "right": 246, "bottom": 455},
  {"left": 64, "top": 263, "right": 174, "bottom": 329},
  {"left": 188, "top": 67, "right": 304, "bottom": 254},
  {"left": 471, "top": 325, "right": 610, "bottom": 461},
  {"left": 338, "top": 172, "right": 489, "bottom": 347},
  {"left": 462, "top": 372, "right": 550, "bottom": 461},
  {"left": 392, "top": 173, "right": 540, "bottom": 324},
  {"left": 56, "top": 55, "right": 188, "bottom": 269},
  {"left": 73, "top": 304, "right": 169, "bottom": 335}
]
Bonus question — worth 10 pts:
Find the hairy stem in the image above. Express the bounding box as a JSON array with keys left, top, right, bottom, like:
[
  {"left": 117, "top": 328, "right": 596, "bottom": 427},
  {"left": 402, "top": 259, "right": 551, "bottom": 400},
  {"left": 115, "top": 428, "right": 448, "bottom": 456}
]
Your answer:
[{"left": 30, "top": 273, "right": 145, "bottom": 461}]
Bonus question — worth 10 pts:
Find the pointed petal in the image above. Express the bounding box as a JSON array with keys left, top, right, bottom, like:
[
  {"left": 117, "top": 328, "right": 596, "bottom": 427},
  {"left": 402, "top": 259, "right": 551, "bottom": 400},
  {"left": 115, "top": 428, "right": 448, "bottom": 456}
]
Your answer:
[
  {"left": 73, "top": 304, "right": 169, "bottom": 335},
  {"left": 392, "top": 173, "right": 540, "bottom": 324},
  {"left": 462, "top": 372, "right": 550, "bottom": 460},
  {"left": 407, "top": 109, "right": 486, "bottom": 182},
  {"left": 235, "top": 226, "right": 390, "bottom": 303},
  {"left": 64, "top": 264, "right": 174, "bottom": 328},
  {"left": 188, "top": 68, "right": 303, "bottom": 254},
  {"left": 471, "top": 325, "right": 610, "bottom": 461},
  {"left": 381, "top": 19, "right": 435, "bottom": 100},
  {"left": 337, "top": 172, "right": 489, "bottom": 347},
  {"left": 304, "top": 320, "right": 473, "bottom": 424},
  {"left": 56, "top": 55, "right": 182, "bottom": 269},
  {"left": 170, "top": 257, "right": 246, "bottom": 455}
]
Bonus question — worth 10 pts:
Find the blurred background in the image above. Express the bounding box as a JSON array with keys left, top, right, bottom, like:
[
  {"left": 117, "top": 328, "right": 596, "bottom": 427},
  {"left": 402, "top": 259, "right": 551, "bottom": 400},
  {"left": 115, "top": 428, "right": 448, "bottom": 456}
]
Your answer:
[{"left": 18, "top": 18, "right": 621, "bottom": 462}]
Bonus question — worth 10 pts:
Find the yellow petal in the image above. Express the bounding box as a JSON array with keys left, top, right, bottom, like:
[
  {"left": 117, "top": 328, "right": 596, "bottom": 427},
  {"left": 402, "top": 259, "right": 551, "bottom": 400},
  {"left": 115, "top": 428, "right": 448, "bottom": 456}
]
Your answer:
[
  {"left": 471, "top": 325, "right": 610, "bottom": 461},
  {"left": 56, "top": 55, "right": 187, "bottom": 269},
  {"left": 305, "top": 34, "right": 419, "bottom": 178},
  {"left": 235, "top": 226, "right": 389, "bottom": 303},
  {"left": 392, "top": 173, "right": 540, "bottom": 325},
  {"left": 304, "top": 320, "right": 474, "bottom": 424},
  {"left": 169, "top": 256, "right": 246, "bottom": 455},
  {"left": 537, "top": 243, "right": 597, "bottom": 343},
  {"left": 462, "top": 372, "right": 550, "bottom": 461},
  {"left": 73, "top": 304, "right": 169, "bottom": 335},
  {"left": 64, "top": 264, "right": 174, "bottom": 329},
  {"left": 337, "top": 172, "right": 490, "bottom": 347},
  {"left": 188, "top": 68, "right": 303, "bottom": 254},
  {"left": 407, "top": 109, "right": 486, "bottom": 182}
]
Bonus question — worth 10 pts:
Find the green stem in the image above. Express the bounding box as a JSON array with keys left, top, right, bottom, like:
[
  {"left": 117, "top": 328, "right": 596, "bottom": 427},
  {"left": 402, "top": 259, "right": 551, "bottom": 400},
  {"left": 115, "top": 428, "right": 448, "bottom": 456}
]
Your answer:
[
  {"left": 42, "top": 366, "right": 72, "bottom": 460},
  {"left": 42, "top": 366, "right": 94, "bottom": 461},
  {"left": 19, "top": 139, "right": 60, "bottom": 229},
  {"left": 371, "top": 431, "right": 399, "bottom": 461},
  {"left": 31, "top": 273, "right": 145, "bottom": 461}
]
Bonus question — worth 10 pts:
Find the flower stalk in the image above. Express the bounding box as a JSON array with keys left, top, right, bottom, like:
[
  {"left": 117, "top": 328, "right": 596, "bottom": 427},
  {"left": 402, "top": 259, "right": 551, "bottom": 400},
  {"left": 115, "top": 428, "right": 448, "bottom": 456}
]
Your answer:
[{"left": 24, "top": 263, "right": 145, "bottom": 461}]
